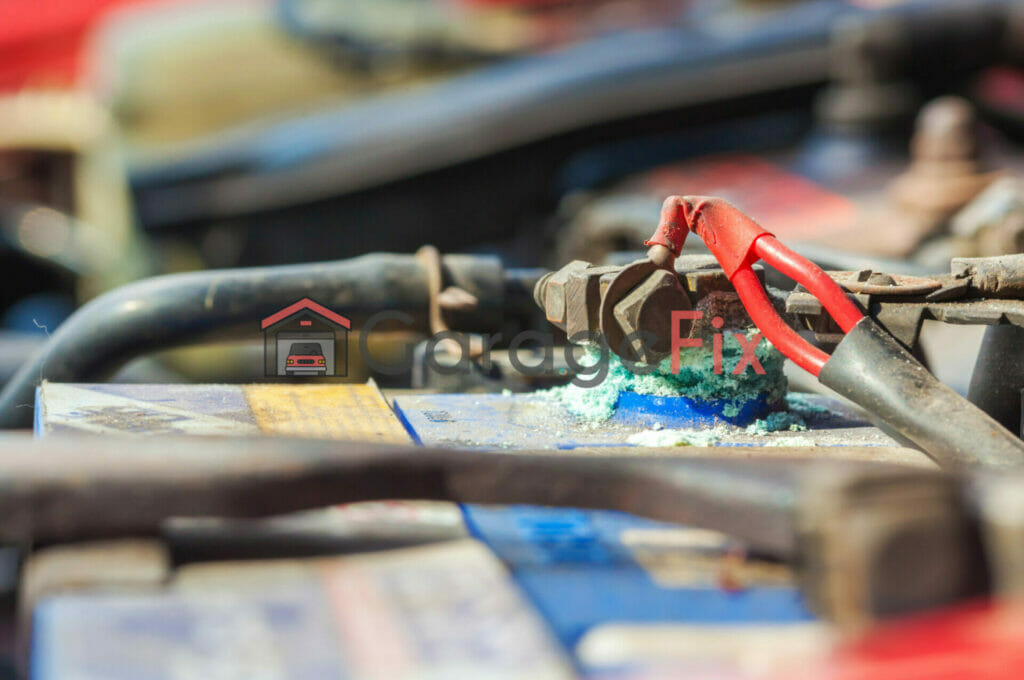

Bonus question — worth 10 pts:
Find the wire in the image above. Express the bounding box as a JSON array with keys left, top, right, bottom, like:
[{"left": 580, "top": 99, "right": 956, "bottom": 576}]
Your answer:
[
  {"left": 729, "top": 236, "right": 864, "bottom": 376},
  {"left": 754, "top": 236, "right": 863, "bottom": 333},
  {"left": 730, "top": 267, "right": 829, "bottom": 376}
]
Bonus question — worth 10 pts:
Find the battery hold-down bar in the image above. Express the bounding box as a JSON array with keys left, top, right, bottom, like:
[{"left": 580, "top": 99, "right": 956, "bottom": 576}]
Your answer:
[{"left": 645, "top": 196, "right": 1024, "bottom": 470}]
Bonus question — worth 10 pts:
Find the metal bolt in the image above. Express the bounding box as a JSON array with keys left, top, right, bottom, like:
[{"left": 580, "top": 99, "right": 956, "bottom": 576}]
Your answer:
[
  {"left": 613, "top": 269, "right": 691, "bottom": 364},
  {"left": 536, "top": 260, "right": 589, "bottom": 327},
  {"left": 532, "top": 272, "right": 553, "bottom": 310},
  {"left": 564, "top": 265, "right": 620, "bottom": 341},
  {"left": 912, "top": 96, "right": 979, "bottom": 164},
  {"left": 889, "top": 96, "right": 995, "bottom": 219}
]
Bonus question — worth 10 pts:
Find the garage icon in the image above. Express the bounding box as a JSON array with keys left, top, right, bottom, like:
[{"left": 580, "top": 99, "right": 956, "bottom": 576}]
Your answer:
[{"left": 261, "top": 298, "right": 350, "bottom": 377}]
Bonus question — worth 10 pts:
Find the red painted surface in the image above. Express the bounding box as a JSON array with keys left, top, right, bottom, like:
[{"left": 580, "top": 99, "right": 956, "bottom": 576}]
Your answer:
[
  {"left": 781, "top": 600, "right": 1024, "bottom": 680},
  {"left": 0, "top": 0, "right": 159, "bottom": 91},
  {"left": 975, "top": 67, "right": 1024, "bottom": 115},
  {"left": 640, "top": 156, "right": 857, "bottom": 241}
]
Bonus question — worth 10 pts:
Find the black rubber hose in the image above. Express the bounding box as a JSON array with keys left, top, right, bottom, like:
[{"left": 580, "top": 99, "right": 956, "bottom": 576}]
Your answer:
[
  {"left": 0, "top": 253, "right": 505, "bottom": 429},
  {"left": 968, "top": 325, "right": 1024, "bottom": 435},
  {"left": 819, "top": 317, "right": 1024, "bottom": 469},
  {"left": 133, "top": 0, "right": 1014, "bottom": 228}
]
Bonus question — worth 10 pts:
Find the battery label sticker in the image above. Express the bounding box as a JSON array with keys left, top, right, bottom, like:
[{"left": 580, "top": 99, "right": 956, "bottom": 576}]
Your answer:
[
  {"left": 36, "top": 382, "right": 412, "bottom": 442},
  {"left": 34, "top": 541, "right": 572, "bottom": 680},
  {"left": 35, "top": 383, "right": 261, "bottom": 436},
  {"left": 620, "top": 527, "right": 793, "bottom": 590},
  {"left": 639, "top": 155, "right": 857, "bottom": 241},
  {"left": 244, "top": 383, "right": 412, "bottom": 442},
  {"left": 321, "top": 541, "right": 573, "bottom": 679},
  {"left": 461, "top": 506, "right": 814, "bottom": 650},
  {"left": 32, "top": 585, "right": 349, "bottom": 680},
  {"left": 575, "top": 621, "right": 835, "bottom": 678}
]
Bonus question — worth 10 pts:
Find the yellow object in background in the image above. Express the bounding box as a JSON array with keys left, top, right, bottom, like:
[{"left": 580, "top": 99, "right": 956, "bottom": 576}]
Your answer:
[
  {"left": 0, "top": 89, "right": 147, "bottom": 297},
  {"left": 87, "top": 0, "right": 465, "bottom": 150}
]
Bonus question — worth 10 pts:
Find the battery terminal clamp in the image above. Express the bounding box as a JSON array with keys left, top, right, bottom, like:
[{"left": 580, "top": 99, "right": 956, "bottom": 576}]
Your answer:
[
  {"left": 645, "top": 196, "right": 1024, "bottom": 470},
  {"left": 645, "top": 196, "right": 864, "bottom": 376}
]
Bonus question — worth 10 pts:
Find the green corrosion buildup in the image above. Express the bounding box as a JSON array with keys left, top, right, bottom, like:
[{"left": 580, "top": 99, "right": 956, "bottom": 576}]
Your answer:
[
  {"left": 544, "top": 330, "right": 788, "bottom": 424},
  {"left": 745, "top": 411, "right": 807, "bottom": 434}
]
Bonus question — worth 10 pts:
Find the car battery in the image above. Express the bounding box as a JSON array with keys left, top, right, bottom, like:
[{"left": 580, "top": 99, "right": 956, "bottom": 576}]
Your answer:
[
  {"left": 34, "top": 382, "right": 469, "bottom": 563},
  {"left": 35, "top": 381, "right": 929, "bottom": 462},
  {"left": 31, "top": 540, "right": 575, "bottom": 680},
  {"left": 31, "top": 510, "right": 834, "bottom": 680},
  {"left": 460, "top": 505, "right": 818, "bottom": 667},
  {"left": 30, "top": 379, "right": 936, "bottom": 678}
]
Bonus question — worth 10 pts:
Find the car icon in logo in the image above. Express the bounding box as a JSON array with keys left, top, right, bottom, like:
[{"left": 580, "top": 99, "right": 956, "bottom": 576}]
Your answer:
[
  {"left": 285, "top": 342, "right": 327, "bottom": 376},
  {"left": 262, "top": 298, "right": 349, "bottom": 378}
]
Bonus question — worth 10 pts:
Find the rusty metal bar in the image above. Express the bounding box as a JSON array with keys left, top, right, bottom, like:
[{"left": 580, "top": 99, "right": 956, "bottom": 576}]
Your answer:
[
  {"left": 0, "top": 434, "right": 989, "bottom": 624},
  {"left": 0, "top": 435, "right": 802, "bottom": 553}
]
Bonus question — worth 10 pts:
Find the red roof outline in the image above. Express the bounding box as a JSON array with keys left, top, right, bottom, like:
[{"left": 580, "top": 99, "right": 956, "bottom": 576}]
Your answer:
[{"left": 261, "top": 298, "right": 351, "bottom": 330}]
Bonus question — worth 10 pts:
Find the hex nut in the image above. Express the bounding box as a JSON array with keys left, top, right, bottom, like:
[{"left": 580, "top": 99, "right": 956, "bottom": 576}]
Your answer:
[
  {"left": 613, "top": 269, "right": 691, "bottom": 364},
  {"left": 540, "top": 260, "right": 589, "bottom": 327},
  {"left": 565, "top": 265, "right": 621, "bottom": 342}
]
